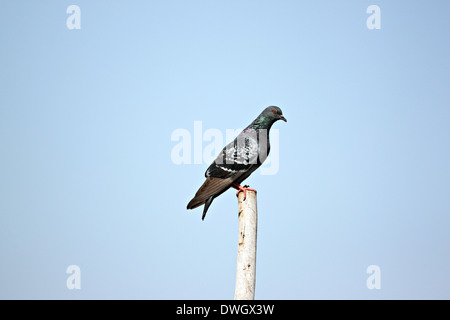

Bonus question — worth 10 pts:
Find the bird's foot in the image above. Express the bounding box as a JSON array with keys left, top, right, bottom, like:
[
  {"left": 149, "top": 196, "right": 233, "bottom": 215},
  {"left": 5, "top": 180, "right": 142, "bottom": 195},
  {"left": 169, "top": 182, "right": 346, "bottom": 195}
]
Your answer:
[{"left": 232, "top": 184, "right": 257, "bottom": 201}]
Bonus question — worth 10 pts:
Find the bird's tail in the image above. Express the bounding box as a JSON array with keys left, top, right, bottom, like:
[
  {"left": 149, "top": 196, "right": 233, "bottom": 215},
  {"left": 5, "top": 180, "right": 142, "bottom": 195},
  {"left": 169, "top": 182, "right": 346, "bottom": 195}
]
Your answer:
[
  {"left": 202, "top": 197, "right": 214, "bottom": 220},
  {"left": 186, "top": 195, "right": 214, "bottom": 220},
  {"left": 186, "top": 177, "right": 232, "bottom": 219}
]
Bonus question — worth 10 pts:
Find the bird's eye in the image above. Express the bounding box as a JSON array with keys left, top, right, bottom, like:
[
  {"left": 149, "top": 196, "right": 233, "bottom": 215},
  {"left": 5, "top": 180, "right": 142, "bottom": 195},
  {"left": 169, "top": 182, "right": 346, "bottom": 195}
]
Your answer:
[{"left": 272, "top": 110, "right": 277, "bottom": 114}]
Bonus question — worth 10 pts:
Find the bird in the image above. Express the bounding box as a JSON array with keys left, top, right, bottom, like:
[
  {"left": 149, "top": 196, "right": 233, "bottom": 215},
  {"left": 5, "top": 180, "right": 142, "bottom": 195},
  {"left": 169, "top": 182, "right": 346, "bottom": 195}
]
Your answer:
[{"left": 186, "top": 106, "right": 287, "bottom": 220}]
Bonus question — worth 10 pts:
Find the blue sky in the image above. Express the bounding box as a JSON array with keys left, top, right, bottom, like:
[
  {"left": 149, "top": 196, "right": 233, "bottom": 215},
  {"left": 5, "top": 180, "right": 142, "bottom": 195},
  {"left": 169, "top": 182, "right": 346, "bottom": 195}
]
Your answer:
[{"left": 0, "top": 1, "right": 449, "bottom": 299}]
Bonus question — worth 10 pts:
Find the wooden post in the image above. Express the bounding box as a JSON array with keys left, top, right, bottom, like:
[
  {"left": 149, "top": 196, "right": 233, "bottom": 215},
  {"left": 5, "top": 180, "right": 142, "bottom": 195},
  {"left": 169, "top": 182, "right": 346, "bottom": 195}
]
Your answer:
[{"left": 234, "top": 190, "right": 257, "bottom": 300}]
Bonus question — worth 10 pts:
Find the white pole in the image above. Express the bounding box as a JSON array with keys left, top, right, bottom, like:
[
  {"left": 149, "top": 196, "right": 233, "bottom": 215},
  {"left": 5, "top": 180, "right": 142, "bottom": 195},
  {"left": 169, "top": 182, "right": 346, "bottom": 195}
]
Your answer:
[{"left": 234, "top": 190, "right": 257, "bottom": 300}]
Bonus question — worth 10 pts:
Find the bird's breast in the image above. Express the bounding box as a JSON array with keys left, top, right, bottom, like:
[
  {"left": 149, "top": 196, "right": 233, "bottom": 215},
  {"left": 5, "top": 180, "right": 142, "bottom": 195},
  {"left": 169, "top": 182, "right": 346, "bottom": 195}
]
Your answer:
[{"left": 256, "top": 129, "right": 270, "bottom": 165}]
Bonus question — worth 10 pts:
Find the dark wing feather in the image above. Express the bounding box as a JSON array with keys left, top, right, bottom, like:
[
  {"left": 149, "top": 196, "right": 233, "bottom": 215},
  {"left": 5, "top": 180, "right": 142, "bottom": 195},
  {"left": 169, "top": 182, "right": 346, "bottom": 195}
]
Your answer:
[{"left": 186, "top": 176, "right": 234, "bottom": 210}]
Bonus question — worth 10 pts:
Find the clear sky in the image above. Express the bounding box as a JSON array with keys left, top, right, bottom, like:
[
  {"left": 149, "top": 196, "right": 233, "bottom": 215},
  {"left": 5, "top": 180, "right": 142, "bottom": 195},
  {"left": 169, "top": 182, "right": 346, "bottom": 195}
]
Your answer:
[{"left": 0, "top": 1, "right": 449, "bottom": 299}]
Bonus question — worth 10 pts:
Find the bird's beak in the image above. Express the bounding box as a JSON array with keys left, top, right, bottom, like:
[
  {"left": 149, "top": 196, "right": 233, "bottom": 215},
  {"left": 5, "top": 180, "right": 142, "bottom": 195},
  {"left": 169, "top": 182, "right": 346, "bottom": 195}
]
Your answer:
[{"left": 279, "top": 115, "right": 287, "bottom": 122}]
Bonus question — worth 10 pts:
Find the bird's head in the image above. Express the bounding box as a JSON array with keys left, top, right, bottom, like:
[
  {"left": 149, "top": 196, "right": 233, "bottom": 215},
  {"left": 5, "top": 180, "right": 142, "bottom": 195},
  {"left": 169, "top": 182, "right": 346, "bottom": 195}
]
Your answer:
[
  {"left": 248, "top": 106, "right": 287, "bottom": 130},
  {"left": 263, "top": 106, "right": 287, "bottom": 123}
]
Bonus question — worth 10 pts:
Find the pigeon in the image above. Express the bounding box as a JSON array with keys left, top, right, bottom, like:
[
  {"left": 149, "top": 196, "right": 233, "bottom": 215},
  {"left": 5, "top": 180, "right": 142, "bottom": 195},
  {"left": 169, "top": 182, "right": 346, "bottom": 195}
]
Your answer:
[{"left": 187, "top": 106, "right": 287, "bottom": 220}]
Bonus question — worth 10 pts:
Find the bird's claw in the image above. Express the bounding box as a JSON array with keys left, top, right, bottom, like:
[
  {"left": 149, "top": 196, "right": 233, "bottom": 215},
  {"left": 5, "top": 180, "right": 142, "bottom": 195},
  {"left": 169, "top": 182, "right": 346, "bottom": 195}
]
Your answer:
[{"left": 233, "top": 184, "right": 257, "bottom": 201}]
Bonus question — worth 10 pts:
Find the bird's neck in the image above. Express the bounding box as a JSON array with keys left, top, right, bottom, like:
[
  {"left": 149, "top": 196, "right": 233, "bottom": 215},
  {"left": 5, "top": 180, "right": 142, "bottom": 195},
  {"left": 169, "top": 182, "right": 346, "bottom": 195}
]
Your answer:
[{"left": 246, "top": 117, "right": 274, "bottom": 131}]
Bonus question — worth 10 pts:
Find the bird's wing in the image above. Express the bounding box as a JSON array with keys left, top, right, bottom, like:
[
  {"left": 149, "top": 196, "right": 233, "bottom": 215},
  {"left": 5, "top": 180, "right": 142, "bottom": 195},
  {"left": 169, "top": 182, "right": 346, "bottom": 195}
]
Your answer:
[{"left": 205, "top": 133, "right": 260, "bottom": 179}]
